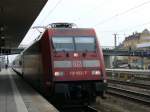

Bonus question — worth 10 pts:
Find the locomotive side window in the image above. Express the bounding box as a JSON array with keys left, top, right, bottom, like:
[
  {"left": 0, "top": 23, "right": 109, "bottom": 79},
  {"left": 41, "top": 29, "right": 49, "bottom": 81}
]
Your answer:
[
  {"left": 75, "top": 37, "right": 96, "bottom": 51},
  {"left": 52, "top": 37, "right": 74, "bottom": 51}
]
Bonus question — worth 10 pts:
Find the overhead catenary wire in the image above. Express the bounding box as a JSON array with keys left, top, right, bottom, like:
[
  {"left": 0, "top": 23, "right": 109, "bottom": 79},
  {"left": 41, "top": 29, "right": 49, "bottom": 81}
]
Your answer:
[
  {"left": 94, "top": 0, "right": 150, "bottom": 27},
  {"left": 42, "top": 0, "right": 63, "bottom": 25},
  {"left": 98, "top": 19, "right": 150, "bottom": 33},
  {"left": 24, "top": 0, "right": 63, "bottom": 47},
  {"left": 20, "top": 0, "right": 150, "bottom": 47},
  {"left": 38, "top": 0, "right": 63, "bottom": 29},
  {"left": 99, "top": 20, "right": 150, "bottom": 46},
  {"left": 118, "top": 20, "right": 150, "bottom": 32},
  {"left": 96, "top": 19, "right": 150, "bottom": 46},
  {"left": 31, "top": 0, "right": 63, "bottom": 28},
  {"left": 72, "top": 0, "right": 107, "bottom": 22}
]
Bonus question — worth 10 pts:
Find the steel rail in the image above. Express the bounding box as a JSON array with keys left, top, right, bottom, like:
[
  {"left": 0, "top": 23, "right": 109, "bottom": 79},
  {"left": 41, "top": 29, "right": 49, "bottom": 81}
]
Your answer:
[
  {"left": 85, "top": 106, "right": 98, "bottom": 112},
  {"left": 57, "top": 105, "right": 98, "bottom": 112},
  {"left": 108, "top": 79, "right": 150, "bottom": 90},
  {"left": 107, "top": 86, "right": 150, "bottom": 105},
  {"left": 106, "top": 68, "right": 150, "bottom": 75},
  {"left": 135, "top": 77, "right": 150, "bottom": 81}
]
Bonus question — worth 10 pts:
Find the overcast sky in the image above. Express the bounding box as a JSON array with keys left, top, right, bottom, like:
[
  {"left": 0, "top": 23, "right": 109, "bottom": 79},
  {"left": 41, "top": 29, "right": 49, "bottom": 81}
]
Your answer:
[{"left": 19, "top": 0, "right": 150, "bottom": 47}]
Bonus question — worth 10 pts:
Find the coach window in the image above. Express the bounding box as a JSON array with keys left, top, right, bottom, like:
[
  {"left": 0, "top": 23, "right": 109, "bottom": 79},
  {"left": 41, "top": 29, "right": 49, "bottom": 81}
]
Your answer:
[
  {"left": 19, "top": 61, "right": 22, "bottom": 66},
  {"left": 52, "top": 37, "right": 74, "bottom": 51},
  {"left": 13, "top": 61, "right": 15, "bottom": 65}
]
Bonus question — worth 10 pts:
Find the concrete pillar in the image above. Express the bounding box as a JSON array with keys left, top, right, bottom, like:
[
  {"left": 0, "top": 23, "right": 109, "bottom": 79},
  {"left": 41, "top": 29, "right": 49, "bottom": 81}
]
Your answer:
[{"left": 104, "top": 56, "right": 113, "bottom": 68}]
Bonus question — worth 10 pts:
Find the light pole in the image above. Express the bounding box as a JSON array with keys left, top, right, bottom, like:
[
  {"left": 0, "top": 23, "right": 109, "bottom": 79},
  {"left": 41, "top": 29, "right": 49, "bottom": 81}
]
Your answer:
[{"left": 113, "top": 33, "right": 117, "bottom": 68}]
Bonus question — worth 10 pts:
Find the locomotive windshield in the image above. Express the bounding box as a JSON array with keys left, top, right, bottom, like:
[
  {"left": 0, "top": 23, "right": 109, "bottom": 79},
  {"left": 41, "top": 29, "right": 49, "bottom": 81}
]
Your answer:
[
  {"left": 75, "top": 37, "right": 95, "bottom": 51},
  {"left": 52, "top": 37, "right": 96, "bottom": 52},
  {"left": 52, "top": 37, "right": 74, "bottom": 51}
]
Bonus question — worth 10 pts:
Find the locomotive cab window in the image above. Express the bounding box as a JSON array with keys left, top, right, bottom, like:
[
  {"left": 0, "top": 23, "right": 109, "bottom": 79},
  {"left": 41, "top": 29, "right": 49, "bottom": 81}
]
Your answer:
[
  {"left": 52, "top": 36, "right": 96, "bottom": 52},
  {"left": 75, "top": 37, "right": 96, "bottom": 52},
  {"left": 52, "top": 37, "right": 74, "bottom": 51}
]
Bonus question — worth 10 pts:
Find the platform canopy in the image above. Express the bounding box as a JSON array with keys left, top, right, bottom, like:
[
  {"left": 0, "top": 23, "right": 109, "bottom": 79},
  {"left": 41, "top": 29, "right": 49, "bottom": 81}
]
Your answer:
[{"left": 0, "top": 0, "right": 48, "bottom": 48}]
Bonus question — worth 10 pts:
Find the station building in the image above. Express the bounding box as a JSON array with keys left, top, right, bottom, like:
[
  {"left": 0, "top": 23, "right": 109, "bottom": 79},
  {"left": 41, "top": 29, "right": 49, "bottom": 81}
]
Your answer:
[{"left": 119, "top": 29, "right": 150, "bottom": 69}]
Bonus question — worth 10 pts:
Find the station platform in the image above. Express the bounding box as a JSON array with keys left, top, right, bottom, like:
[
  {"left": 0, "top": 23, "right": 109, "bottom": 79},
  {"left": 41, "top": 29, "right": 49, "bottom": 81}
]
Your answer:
[{"left": 0, "top": 68, "right": 59, "bottom": 112}]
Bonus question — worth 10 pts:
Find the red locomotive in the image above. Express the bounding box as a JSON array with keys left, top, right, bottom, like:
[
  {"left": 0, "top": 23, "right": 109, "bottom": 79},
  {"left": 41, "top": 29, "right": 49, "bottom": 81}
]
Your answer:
[{"left": 12, "top": 23, "right": 107, "bottom": 105}]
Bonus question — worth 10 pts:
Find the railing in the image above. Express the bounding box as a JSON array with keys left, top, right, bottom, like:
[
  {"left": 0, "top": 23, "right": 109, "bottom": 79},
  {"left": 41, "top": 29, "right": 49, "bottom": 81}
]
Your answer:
[
  {"left": 102, "top": 47, "right": 150, "bottom": 57},
  {"left": 106, "top": 68, "right": 150, "bottom": 75},
  {"left": 0, "top": 48, "right": 24, "bottom": 55}
]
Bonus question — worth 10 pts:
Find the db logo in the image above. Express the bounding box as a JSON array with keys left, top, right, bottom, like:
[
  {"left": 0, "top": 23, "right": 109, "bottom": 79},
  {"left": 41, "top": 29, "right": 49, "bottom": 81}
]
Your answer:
[{"left": 72, "top": 61, "right": 82, "bottom": 67}]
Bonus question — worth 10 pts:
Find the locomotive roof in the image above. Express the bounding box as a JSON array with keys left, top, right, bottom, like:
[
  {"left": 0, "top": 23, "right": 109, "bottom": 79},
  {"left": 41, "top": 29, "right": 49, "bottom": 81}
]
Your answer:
[
  {"left": 21, "top": 27, "right": 96, "bottom": 54},
  {"left": 47, "top": 28, "right": 96, "bottom": 36}
]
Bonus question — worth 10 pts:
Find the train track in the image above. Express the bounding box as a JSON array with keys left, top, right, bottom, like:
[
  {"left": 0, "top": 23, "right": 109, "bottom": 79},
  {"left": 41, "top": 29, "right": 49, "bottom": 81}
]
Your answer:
[
  {"left": 108, "top": 79, "right": 150, "bottom": 90},
  {"left": 58, "top": 105, "right": 98, "bottom": 112},
  {"left": 135, "top": 77, "right": 150, "bottom": 81},
  {"left": 107, "top": 86, "right": 150, "bottom": 105},
  {"left": 84, "top": 106, "right": 98, "bottom": 112}
]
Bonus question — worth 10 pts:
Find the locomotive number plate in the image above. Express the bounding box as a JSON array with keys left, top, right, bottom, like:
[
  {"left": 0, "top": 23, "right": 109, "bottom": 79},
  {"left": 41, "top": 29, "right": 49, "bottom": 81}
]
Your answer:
[{"left": 70, "top": 71, "right": 88, "bottom": 76}]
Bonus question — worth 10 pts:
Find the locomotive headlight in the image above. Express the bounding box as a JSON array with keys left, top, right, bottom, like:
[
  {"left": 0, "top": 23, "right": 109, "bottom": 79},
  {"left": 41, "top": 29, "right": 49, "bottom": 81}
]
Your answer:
[
  {"left": 92, "top": 70, "right": 101, "bottom": 75},
  {"left": 74, "top": 53, "right": 79, "bottom": 57},
  {"left": 103, "top": 79, "right": 107, "bottom": 83},
  {"left": 54, "top": 71, "right": 64, "bottom": 76}
]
